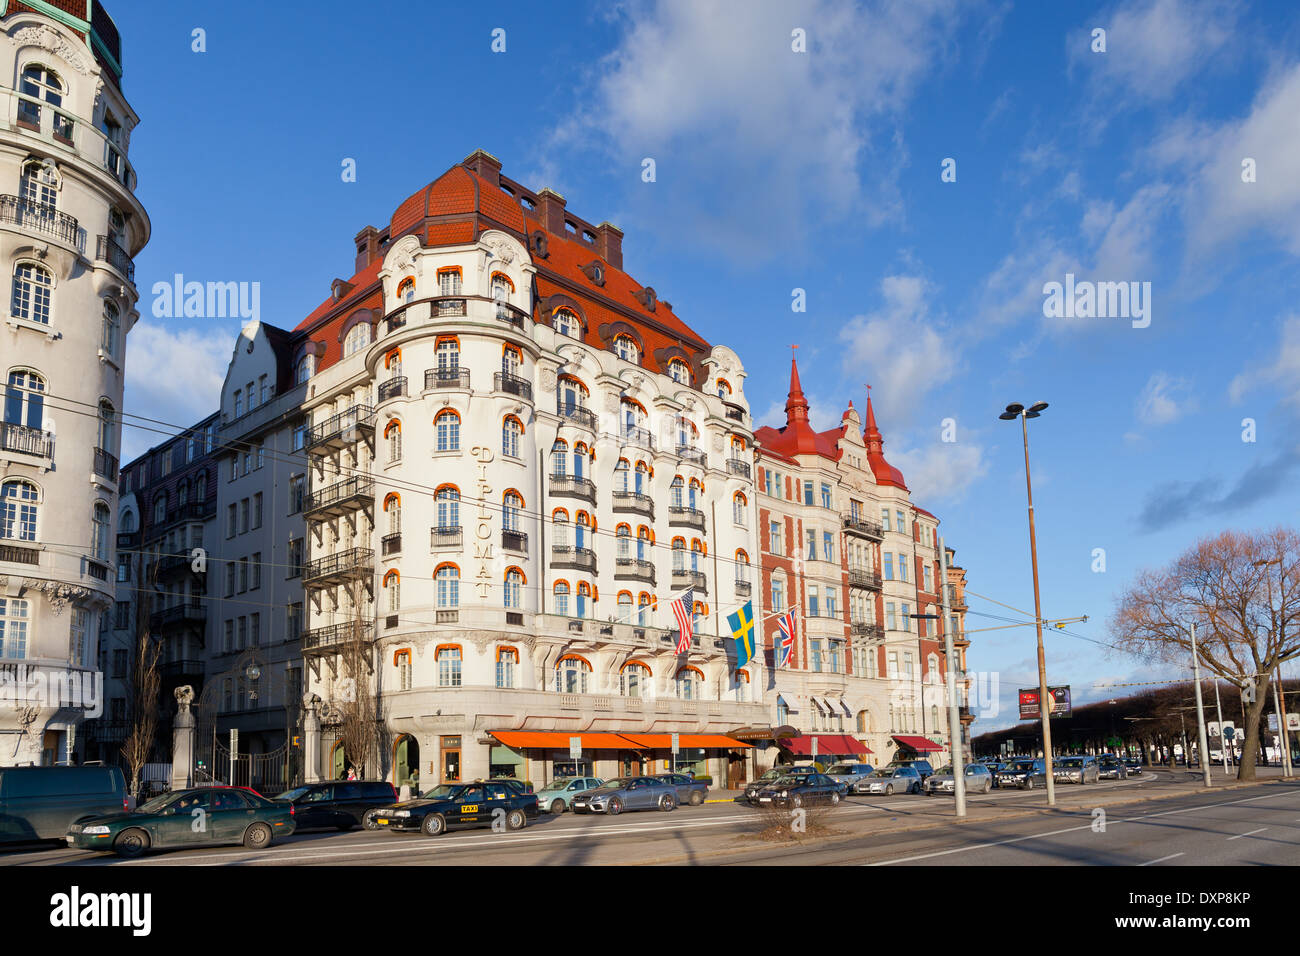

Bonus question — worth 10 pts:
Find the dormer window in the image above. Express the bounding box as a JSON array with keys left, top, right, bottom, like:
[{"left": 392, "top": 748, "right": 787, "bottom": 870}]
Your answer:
[
  {"left": 294, "top": 355, "right": 314, "bottom": 385},
  {"left": 716, "top": 379, "right": 732, "bottom": 400},
  {"left": 614, "top": 334, "right": 640, "bottom": 364},
  {"left": 18, "top": 66, "right": 71, "bottom": 139},
  {"left": 344, "top": 322, "right": 370, "bottom": 357},
  {"left": 397, "top": 277, "right": 415, "bottom": 303},
  {"left": 553, "top": 309, "right": 579, "bottom": 338},
  {"left": 667, "top": 358, "right": 690, "bottom": 385}
]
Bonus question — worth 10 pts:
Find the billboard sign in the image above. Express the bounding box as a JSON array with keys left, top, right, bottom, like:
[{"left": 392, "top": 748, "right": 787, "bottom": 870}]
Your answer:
[{"left": 1018, "top": 686, "right": 1071, "bottom": 719}]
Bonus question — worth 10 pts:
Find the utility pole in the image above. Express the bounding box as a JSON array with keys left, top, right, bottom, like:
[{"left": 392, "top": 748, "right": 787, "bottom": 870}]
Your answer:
[
  {"left": 938, "top": 537, "right": 965, "bottom": 818},
  {"left": 1271, "top": 665, "right": 1292, "bottom": 778},
  {"left": 1213, "top": 679, "right": 1228, "bottom": 773},
  {"left": 1190, "top": 622, "right": 1211, "bottom": 788}
]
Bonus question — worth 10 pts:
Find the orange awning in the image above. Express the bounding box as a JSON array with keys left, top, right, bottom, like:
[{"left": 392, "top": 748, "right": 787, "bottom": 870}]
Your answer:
[
  {"left": 619, "top": 734, "right": 752, "bottom": 750},
  {"left": 490, "top": 731, "right": 647, "bottom": 750}
]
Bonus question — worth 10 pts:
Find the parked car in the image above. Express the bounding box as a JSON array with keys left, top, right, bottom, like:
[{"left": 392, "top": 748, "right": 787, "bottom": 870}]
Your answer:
[
  {"left": 655, "top": 773, "right": 710, "bottom": 807},
  {"left": 996, "top": 758, "right": 1049, "bottom": 790},
  {"left": 66, "top": 786, "right": 295, "bottom": 857},
  {"left": 487, "top": 778, "right": 533, "bottom": 794},
  {"left": 1122, "top": 758, "right": 1144, "bottom": 775},
  {"left": 571, "top": 776, "right": 677, "bottom": 815},
  {"left": 864, "top": 766, "right": 922, "bottom": 795},
  {"left": 977, "top": 761, "right": 1007, "bottom": 788},
  {"left": 741, "top": 765, "right": 818, "bottom": 803},
  {"left": 924, "top": 763, "right": 993, "bottom": 795},
  {"left": 750, "top": 773, "right": 844, "bottom": 808},
  {"left": 1097, "top": 755, "right": 1128, "bottom": 780},
  {"left": 888, "top": 759, "right": 935, "bottom": 781},
  {"left": 1054, "top": 755, "right": 1099, "bottom": 784},
  {"left": 825, "top": 762, "right": 876, "bottom": 793},
  {"left": 373, "top": 781, "right": 537, "bottom": 836},
  {"left": 0, "top": 765, "right": 128, "bottom": 844},
  {"left": 274, "top": 781, "right": 397, "bottom": 831},
  {"left": 535, "top": 777, "right": 604, "bottom": 813}
]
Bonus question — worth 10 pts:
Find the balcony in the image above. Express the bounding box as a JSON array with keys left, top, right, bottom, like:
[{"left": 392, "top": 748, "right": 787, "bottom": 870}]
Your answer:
[
  {"left": 381, "top": 532, "right": 401, "bottom": 556},
  {"left": 377, "top": 376, "right": 407, "bottom": 403},
  {"left": 493, "top": 371, "right": 532, "bottom": 400},
  {"left": 92, "top": 447, "right": 118, "bottom": 481},
  {"left": 556, "top": 405, "right": 598, "bottom": 430},
  {"left": 614, "top": 558, "right": 656, "bottom": 585},
  {"left": 432, "top": 295, "right": 467, "bottom": 317},
  {"left": 953, "top": 632, "right": 971, "bottom": 648},
  {"left": 0, "top": 194, "right": 78, "bottom": 246},
  {"left": 150, "top": 604, "right": 206, "bottom": 631},
  {"left": 144, "top": 500, "right": 216, "bottom": 538},
  {"left": 495, "top": 302, "right": 529, "bottom": 332},
  {"left": 671, "top": 569, "right": 707, "bottom": 594},
  {"left": 502, "top": 529, "right": 528, "bottom": 554},
  {"left": 162, "top": 659, "right": 205, "bottom": 680},
  {"left": 0, "top": 544, "right": 40, "bottom": 566},
  {"left": 722, "top": 402, "right": 746, "bottom": 423},
  {"left": 431, "top": 527, "right": 462, "bottom": 550},
  {"left": 95, "top": 234, "right": 134, "bottom": 282},
  {"left": 436, "top": 609, "right": 459, "bottom": 624},
  {"left": 612, "top": 491, "right": 654, "bottom": 519},
  {"left": 619, "top": 426, "right": 655, "bottom": 451},
  {"left": 302, "top": 548, "right": 374, "bottom": 588},
  {"left": 677, "top": 445, "right": 707, "bottom": 467},
  {"left": 0, "top": 422, "right": 54, "bottom": 459},
  {"left": 549, "top": 474, "right": 596, "bottom": 504},
  {"left": 304, "top": 475, "right": 374, "bottom": 520},
  {"left": 307, "top": 405, "right": 374, "bottom": 451},
  {"left": 303, "top": 620, "right": 375, "bottom": 655},
  {"left": 851, "top": 622, "right": 884, "bottom": 641},
  {"left": 385, "top": 309, "right": 407, "bottom": 335},
  {"left": 84, "top": 558, "right": 109, "bottom": 581},
  {"left": 552, "top": 546, "right": 596, "bottom": 573},
  {"left": 848, "top": 568, "right": 882, "bottom": 590},
  {"left": 726, "top": 458, "right": 751, "bottom": 479},
  {"left": 735, "top": 579, "right": 752, "bottom": 597},
  {"left": 424, "top": 367, "right": 470, "bottom": 390},
  {"left": 668, "top": 506, "right": 705, "bottom": 531},
  {"left": 147, "top": 552, "right": 196, "bottom": 580},
  {"left": 843, "top": 514, "right": 884, "bottom": 540}
]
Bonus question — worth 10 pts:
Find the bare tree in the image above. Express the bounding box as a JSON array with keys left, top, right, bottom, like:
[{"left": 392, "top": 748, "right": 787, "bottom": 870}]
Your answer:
[
  {"left": 1110, "top": 528, "right": 1300, "bottom": 780},
  {"left": 336, "top": 576, "right": 380, "bottom": 779},
  {"left": 121, "top": 556, "right": 161, "bottom": 800}
]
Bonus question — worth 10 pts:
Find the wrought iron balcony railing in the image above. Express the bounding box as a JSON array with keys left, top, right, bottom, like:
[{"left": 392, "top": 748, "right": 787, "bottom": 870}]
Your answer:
[
  {"left": 612, "top": 491, "right": 654, "bottom": 519},
  {"left": 493, "top": 371, "right": 532, "bottom": 400},
  {"left": 557, "top": 405, "right": 598, "bottom": 430},
  {"left": 502, "top": 529, "right": 528, "bottom": 554},
  {"left": 726, "top": 458, "right": 751, "bottom": 478},
  {"left": 425, "top": 367, "right": 470, "bottom": 390},
  {"left": 93, "top": 447, "right": 118, "bottom": 481},
  {"left": 843, "top": 514, "right": 884, "bottom": 539},
  {"left": 95, "top": 234, "right": 134, "bottom": 281},
  {"left": 0, "top": 422, "right": 54, "bottom": 458},
  {"left": 848, "top": 568, "right": 882, "bottom": 590},
  {"left": 552, "top": 545, "right": 596, "bottom": 573},
  {"left": 614, "top": 557, "right": 656, "bottom": 584},
  {"left": 677, "top": 445, "right": 707, "bottom": 467},
  {"left": 304, "top": 475, "right": 373, "bottom": 517},
  {"left": 0, "top": 194, "right": 78, "bottom": 245},
  {"left": 307, "top": 405, "right": 374, "bottom": 450},
  {"left": 549, "top": 474, "right": 596, "bottom": 503},
  {"left": 377, "top": 376, "right": 407, "bottom": 402},
  {"left": 668, "top": 505, "right": 705, "bottom": 530},
  {"left": 431, "top": 526, "right": 462, "bottom": 550}
]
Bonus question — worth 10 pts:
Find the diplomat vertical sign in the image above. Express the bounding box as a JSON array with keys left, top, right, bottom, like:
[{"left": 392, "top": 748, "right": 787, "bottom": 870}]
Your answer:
[{"left": 470, "top": 446, "right": 495, "bottom": 598}]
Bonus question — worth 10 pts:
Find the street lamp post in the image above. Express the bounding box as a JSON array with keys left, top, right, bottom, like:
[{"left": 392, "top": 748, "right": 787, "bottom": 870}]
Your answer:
[
  {"left": 1190, "top": 623, "right": 1212, "bottom": 788},
  {"left": 999, "top": 401, "right": 1055, "bottom": 807},
  {"left": 1253, "top": 558, "right": 1293, "bottom": 778}
]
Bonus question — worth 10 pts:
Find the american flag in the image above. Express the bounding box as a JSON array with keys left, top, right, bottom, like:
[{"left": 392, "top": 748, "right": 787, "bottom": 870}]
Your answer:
[
  {"left": 777, "top": 610, "right": 796, "bottom": 668},
  {"left": 671, "top": 587, "right": 695, "bottom": 654}
]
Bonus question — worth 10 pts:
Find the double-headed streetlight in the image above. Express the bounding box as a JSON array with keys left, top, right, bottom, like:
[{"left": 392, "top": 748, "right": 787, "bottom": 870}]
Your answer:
[{"left": 999, "top": 401, "right": 1055, "bottom": 806}]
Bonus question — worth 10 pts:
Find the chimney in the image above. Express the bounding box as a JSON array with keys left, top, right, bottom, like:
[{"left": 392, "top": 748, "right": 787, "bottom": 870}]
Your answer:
[
  {"left": 462, "top": 149, "right": 502, "bottom": 186},
  {"left": 536, "top": 187, "right": 567, "bottom": 237},
  {"left": 354, "top": 225, "right": 379, "bottom": 272},
  {"left": 595, "top": 221, "right": 623, "bottom": 270}
]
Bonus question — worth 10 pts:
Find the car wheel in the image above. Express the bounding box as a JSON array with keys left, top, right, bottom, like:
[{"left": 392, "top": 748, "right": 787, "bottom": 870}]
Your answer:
[
  {"left": 1025, "top": 778, "right": 1034, "bottom": 789},
  {"left": 506, "top": 809, "right": 527, "bottom": 831},
  {"left": 363, "top": 810, "right": 381, "bottom": 831},
  {"left": 792, "top": 794, "right": 803, "bottom": 808},
  {"left": 831, "top": 792, "right": 841, "bottom": 805},
  {"left": 982, "top": 781, "right": 991, "bottom": 794},
  {"left": 243, "top": 822, "right": 273, "bottom": 850},
  {"left": 885, "top": 784, "right": 894, "bottom": 795},
  {"left": 658, "top": 794, "right": 675, "bottom": 812},
  {"left": 689, "top": 790, "right": 704, "bottom": 807},
  {"left": 113, "top": 828, "right": 150, "bottom": 859},
  {"left": 421, "top": 813, "right": 446, "bottom": 837},
  {"left": 550, "top": 799, "right": 566, "bottom": 815},
  {"left": 607, "top": 797, "right": 624, "bottom": 815}
]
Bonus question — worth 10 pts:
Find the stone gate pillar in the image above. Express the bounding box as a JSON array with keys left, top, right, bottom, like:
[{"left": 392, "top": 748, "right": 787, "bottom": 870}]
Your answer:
[
  {"left": 170, "top": 685, "right": 196, "bottom": 790},
  {"left": 303, "top": 694, "right": 322, "bottom": 783}
]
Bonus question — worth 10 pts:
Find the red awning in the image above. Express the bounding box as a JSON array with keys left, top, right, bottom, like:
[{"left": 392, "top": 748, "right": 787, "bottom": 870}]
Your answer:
[
  {"left": 778, "top": 734, "right": 872, "bottom": 757},
  {"left": 892, "top": 735, "right": 943, "bottom": 753},
  {"left": 619, "top": 734, "right": 752, "bottom": 750},
  {"left": 490, "top": 731, "right": 647, "bottom": 750}
]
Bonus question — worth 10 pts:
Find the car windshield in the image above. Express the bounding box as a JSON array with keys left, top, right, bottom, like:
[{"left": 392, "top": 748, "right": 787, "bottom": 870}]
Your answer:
[
  {"left": 276, "top": 786, "right": 313, "bottom": 802},
  {"left": 826, "top": 764, "right": 856, "bottom": 774},
  {"left": 773, "top": 776, "right": 804, "bottom": 786},
  {"left": 1010, "top": 761, "right": 1036, "bottom": 771},
  {"left": 539, "top": 779, "right": 572, "bottom": 792},
  {"left": 870, "top": 769, "right": 892, "bottom": 778},
  {"left": 420, "top": 785, "right": 465, "bottom": 800},
  {"left": 934, "top": 766, "right": 954, "bottom": 775},
  {"left": 598, "top": 778, "right": 633, "bottom": 790},
  {"left": 1059, "top": 758, "right": 1083, "bottom": 767},
  {"left": 138, "top": 792, "right": 180, "bottom": 814}
]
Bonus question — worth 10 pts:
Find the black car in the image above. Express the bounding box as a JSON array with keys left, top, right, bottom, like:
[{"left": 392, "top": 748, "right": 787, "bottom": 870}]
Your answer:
[
  {"left": 1122, "top": 758, "right": 1144, "bottom": 775},
  {"left": 750, "top": 773, "right": 844, "bottom": 809},
  {"left": 978, "top": 761, "right": 1007, "bottom": 788},
  {"left": 274, "top": 781, "right": 398, "bottom": 831},
  {"left": 888, "top": 759, "right": 935, "bottom": 781},
  {"left": 996, "top": 758, "right": 1049, "bottom": 789},
  {"left": 1097, "top": 755, "right": 1127, "bottom": 780},
  {"left": 373, "top": 782, "right": 538, "bottom": 836},
  {"left": 742, "top": 765, "right": 817, "bottom": 803}
]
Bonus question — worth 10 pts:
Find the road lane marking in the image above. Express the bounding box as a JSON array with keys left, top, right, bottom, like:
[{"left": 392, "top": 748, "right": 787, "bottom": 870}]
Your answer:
[
  {"left": 1139, "top": 853, "right": 1184, "bottom": 866},
  {"left": 1226, "top": 827, "right": 1267, "bottom": 841}
]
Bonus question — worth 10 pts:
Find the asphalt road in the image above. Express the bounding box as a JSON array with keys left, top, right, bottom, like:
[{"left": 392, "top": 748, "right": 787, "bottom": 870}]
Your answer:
[{"left": 2, "top": 770, "right": 1294, "bottom": 866}]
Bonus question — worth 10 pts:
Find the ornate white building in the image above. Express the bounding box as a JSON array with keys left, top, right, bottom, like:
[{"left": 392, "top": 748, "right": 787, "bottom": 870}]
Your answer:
[{"left": 0, "top": 3, "right": 147, "bottom": 764}]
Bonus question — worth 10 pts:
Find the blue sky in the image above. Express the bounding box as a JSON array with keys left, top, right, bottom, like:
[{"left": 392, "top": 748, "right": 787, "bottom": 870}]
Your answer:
[{"left": 115, "top": 0, "right": 1300, "bottom": 729}]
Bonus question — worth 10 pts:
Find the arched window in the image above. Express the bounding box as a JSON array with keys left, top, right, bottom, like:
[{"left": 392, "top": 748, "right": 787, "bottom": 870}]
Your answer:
[
  {"left": 502, "top": 343, "right": 522, "bottom": 377},
  {"left": 617, "top": 590, "right": 633, "bottom": 619},
  {"left": 120, "top": 510, "right": 135, "bottom": 534},
  {"left": 928, "top": 653, "right": 940, "bottom": 683},
  {"left": 676, "top": 416, "right": 697, "bottom": 450},
  {"left": 0, "top": 479, "right": 40, "bottom": 541},
  {"left": 17, "top": 66, "right": 66, "bottom": 134},
  {"left": 670, "top": 476, "right": 684, "bottom": 508},
  {"left": 675, "top": 666, "right": 701, "bottom": 700},
  {"left": 552, "top": 509, "right": 570, "bottom": 548},
  {"left": 5, "top": 370, "right": 45, "bottom": 429},
  {"left": 667, "top": 358, "right": 690, "bottom": 385},
  {"left": 386, "top": 420, "right": 402, "bottom": 462},
  {"left": 97, "top": 401, "right": 116, "bottom": 456},
  {"left": 636, "top": 526, "right": 651, "bottom": 562},
  {"left": 716, "top": 379, "right": 732, "bottom": 400},
  {"left": 576, "top": 581, "right": 592, "bottom": 618},
  {"left": 294, "top": 354, "right": 313, "bottom": 384},
  {"left": 91, "top": 501, "right": 110, "bottom": 560},
  {"left": 11, "top": 263, "right": 52, "bottom": 325},
  {"left": 437, "top": 267, "right": 463, "bottom": 313},
  {"left": 344, "top": 322, "right": 370, "bottom": 357},
  {"left": 101, "top": 300, "right": 120, "bottom": 359},
  {"left": 504, "top": 567, "right": 523, "bottom": 609},
  {"left": 491, "top": 273, "right": 513, "bottom": 319},
  {"left": 19, "top": 159, "right": 57, "bottom": 208},
  {"left": 153, "top": 494, "right": 167, "bottom": 524},
  {"left": 177, "top": 481, "right": 189, "bottom": 509},
  {"left": 553, "top": 308, "right": 579, "bottom": 338},
  {"left": 555, "top": 654, "right": 591, "bottom": 693},
  {"left": 857, "top": 709, "right": 870, "bottom": 734},
  {"left": 502, "top": 415, "right": 522, "bottom": 458},
  {"left": 436, "top": 336, "right": 459, "bottom": 371},
  {"left": 558, "top": 375, "right": 588, "bottom": 416},
  {"left": 688, "top": 478, "right": 703, "bottom": 508},
  {"left": 637, "top": 592, "right": 652, "bottom": 626},
  {"left": 671, "top": 537, "right": 686, "bottom": 572},
  {"left": 437, "top": 646, "right": 462, "bottom": 686},
  {"left": 736, "top": 549, "right": 749, "bottom": 583},
  {"left": 622, "top": 398, "right": 647, "bottom": 434},
  {"left": 736, "top": 669, "right": 750, "bottom": 703},
  {"left": 634, "top": 461, "right": 650, "bottom": 494},
  {"left": 732, "top": 491, "right": 747, "bottom": 525},
  {"left": 496, "top": 646, "right": 518, "bottom": 688},
  {"left": 195, "top": 472, "right": 207, "bottom": 501},
  {"left": 616, "top": 524, "right": 631, "bottom": 560},
  {"left": 435, "top": 486, "right": 459, "bottom": 531},
  {"left": 614, "top": 334, "right": 640, "bottom": 363},
  {"left": 572, "top": 442, "right": 588, "bottom": 480},
  {"left": 435, "top": 564, "right": 460, "bottom": 607},
  {"left": 384, "top": 569, "right": 400, "bottom": 613},
  {"left": 553, "top": 581, "right": 570, "bottom": 616},
  {"left": 503, "top": 490, "right": 523, "bottom": 532},
  {"left": 574, "top": 511, "right": 591, "bottom": 550},
  {"left": 550, "top": 439, "right": 568, "bottom": 476},
  {"left": 614, "top": 458, "right": 629, "bottom": 493},
  {"left": 435, "top": 410, "right": 460, "bottom": 451},
  {"left": 397, "top": 276, "right": 415, "bottom": 303},
  {"left": 690, "top": 539, "right": 703, "bottom": 572},
  {"left": 384, "top": 493, "right": 401, "bottom": 536},
  {"left": 621, "top": 661, "right": 649, "bottom": 698}
]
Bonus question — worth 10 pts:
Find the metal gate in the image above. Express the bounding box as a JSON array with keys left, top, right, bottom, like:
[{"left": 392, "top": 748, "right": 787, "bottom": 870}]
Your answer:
[{"left": 193, "top": 736, "right": 296, "bottom": 794}]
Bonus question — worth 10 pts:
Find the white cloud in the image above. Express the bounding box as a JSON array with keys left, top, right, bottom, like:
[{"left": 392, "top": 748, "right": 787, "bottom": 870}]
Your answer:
[
  {"left": 889, "top": 439, "right": 988, "bottom": 503},
  {"left": 758, "top": 392, "right": 843, "bottom": 433},
  {"left": 122, "top": 321, "right": 233, "bottom": 459},
  {"left": 1228, "top": 315, "right": 1300, "bottom": 406},
  {"left": 1136, "top": 371, "right": 1195, "bottom": 425}
]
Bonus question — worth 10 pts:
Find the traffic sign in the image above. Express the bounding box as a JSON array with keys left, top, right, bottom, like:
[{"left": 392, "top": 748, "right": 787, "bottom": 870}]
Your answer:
[
  {"left": 1223, "top": 723, "right": 1236, "bottom": 741},
  {"left": 670, "top": 733, "right": 680, "bottom": 755},
  {"left": 568, "top": 736, "right": 581, "bottom": 761},
  {"left": 1287, "top": 713, "right": 1300, "bottom": 732}
]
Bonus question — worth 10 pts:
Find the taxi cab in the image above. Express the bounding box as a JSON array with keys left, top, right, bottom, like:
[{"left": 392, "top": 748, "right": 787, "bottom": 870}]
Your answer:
[{"left": 372, "top": 780, "right": 538, "bottom": 837}]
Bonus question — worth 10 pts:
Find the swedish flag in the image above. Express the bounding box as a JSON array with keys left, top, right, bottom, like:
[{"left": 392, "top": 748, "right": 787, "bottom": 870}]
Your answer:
[{"left": 727, "top": 600, "right": 756, "bottom": 669}]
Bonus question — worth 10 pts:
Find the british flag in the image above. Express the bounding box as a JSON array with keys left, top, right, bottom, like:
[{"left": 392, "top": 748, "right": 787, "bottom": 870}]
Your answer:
[
  {"left": 671, "top": 587, "right": 695, "bottom": 654},
  {"left": 777, "top": 610, "right": 796, "bottom": 668}
]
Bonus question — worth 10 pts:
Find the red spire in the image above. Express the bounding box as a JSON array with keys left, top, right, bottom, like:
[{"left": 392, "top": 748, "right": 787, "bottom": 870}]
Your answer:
[
  {"left": 785, "top": 352, "right": 810, "bottom": 426},
  {"left": 863, "top": 390, "right": 883, "bottom": 453},
  {"left": 862, "top": 388, "right": 908, "bottom": 490}
]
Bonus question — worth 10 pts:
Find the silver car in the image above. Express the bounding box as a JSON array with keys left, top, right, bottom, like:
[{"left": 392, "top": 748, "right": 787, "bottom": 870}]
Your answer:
[
  {"left": 535, "top": 776, "right": 604, "bottom": 814},
  {"left": 863, "top": 766, "right": 922, "bottom": 795},
  {"left": 825, "top": 762, "right": 875, "bottom": 794},
  {"left": 1054, "top": 755, "right": 1099, "bottom": 784},
  {"left": 655, "top": 773, "right": 710, "bottom": 807},
  {"left": 571, "top": 776, "right": 677, "bottom": 814},
  {"left": 924, "top": 763, "right": 993, "bottom": 795}
]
